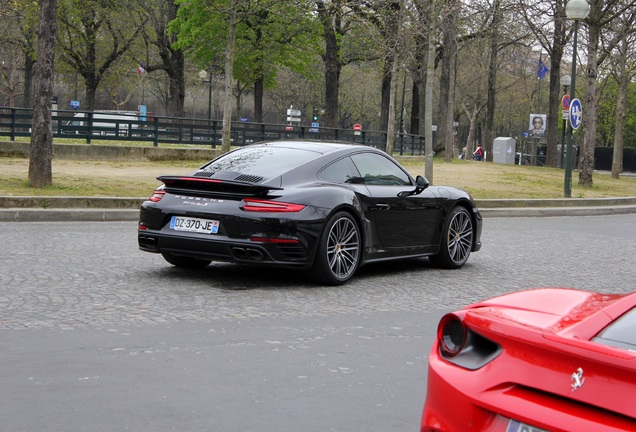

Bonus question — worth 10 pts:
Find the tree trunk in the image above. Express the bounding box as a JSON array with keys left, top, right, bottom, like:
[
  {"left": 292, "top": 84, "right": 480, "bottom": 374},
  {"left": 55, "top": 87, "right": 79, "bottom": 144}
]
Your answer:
[
  {"left": 545, "top": 0, "right": 566, "bottom": 168},
  {"left": 385, "top": 0, "right": 403, "bottom": 155},
  {"left": 611, "top": 76, "right": 627, "bottom": 178},
  {"left": 611, "top": 35, "right": 630, "bottom": 179},
  {"left": 385, "top": 58, "right": 400, "bottom": 155},
  {"left": 484, "top": 0, "right": 501, "bottom": 162},
  {"left": 221, "top": 0, "right": 238, "bottom": 153},
  {"left": 409, "top": 81, "right": 419, "bottom": 135},
  {"left": 23, "top": 55, "right": 35, "bottom": 108},
  {"left": 380, "top": 61, "right": 392, "bottom": 132},
  {"left": 254, "top": 77, "right": 264, "bottom": 123},
  {"left": 439, "top": 0, "right": 459, "bottom": 161},
  {"left": 323, "top": 25, "right": 340, "bottom": 128},
  {"left": 424, "top": 28, "right": 435, "bottom": 184},
  {"left": 28, "top": 0, "right": 57, "bottom": 188},
  {"left": 166, "top": 50, "right": 186, "bottom": 118},
  {"left": 579, "top": 5, "right": 601, "bottom": 188}
]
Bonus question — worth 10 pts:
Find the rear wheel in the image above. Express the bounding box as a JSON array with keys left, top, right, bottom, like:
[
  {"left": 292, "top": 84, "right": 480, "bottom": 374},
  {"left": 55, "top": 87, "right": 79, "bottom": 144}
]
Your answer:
[
  {"left": 429, "top": 206, "right": 473, "bottom": 269},
  {"left": 161, "top": 252, "right": 211, "bottom": 269},
  {"left": 309, "top": 212, "right": 361, "bottom": 285}
]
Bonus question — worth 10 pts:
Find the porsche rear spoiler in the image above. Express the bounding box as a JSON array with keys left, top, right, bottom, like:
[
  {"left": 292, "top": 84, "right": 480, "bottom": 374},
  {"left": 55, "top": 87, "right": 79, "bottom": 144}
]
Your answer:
[{"left": 158, "top": 175, "right": 282, "bottom": 197}]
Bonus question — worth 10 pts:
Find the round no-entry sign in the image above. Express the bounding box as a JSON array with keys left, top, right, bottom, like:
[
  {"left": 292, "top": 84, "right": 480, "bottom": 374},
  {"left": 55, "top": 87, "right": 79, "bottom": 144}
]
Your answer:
[{"left": 569, "top": 98, "right": 582, "bottom": 130}]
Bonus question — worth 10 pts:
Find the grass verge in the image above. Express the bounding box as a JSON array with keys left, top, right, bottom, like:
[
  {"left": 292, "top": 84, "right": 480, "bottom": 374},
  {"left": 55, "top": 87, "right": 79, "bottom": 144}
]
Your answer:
[{"left": 1, "top": 155, "right": 635, "bottom": 199}]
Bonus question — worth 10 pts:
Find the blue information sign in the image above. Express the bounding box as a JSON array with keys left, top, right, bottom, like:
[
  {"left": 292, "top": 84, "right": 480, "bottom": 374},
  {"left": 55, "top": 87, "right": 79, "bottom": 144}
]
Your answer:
[{"left": 569, "top": 98, "right": 582, "bottom": 130}]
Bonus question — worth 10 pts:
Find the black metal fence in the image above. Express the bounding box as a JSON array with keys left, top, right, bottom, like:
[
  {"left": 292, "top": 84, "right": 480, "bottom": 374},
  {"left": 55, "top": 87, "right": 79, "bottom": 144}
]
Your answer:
[{"left": 0, "top": 107, "right": 426, "bottom": 156}]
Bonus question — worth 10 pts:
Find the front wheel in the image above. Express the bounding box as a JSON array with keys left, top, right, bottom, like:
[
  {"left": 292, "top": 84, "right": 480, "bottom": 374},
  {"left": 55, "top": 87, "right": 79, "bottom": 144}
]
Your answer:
[
  {"left": 429, "top": 206, "right": 473, "bottom": 269},
  {"left": 161, "top": 252, "right": 211, "bottom": 269},
  {"left": 308, "top": 212, "right": 361, "bottom": 285}
]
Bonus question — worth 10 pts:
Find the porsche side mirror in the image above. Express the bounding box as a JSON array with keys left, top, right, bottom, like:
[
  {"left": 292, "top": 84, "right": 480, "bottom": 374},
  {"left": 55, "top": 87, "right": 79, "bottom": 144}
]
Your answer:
[
  {"left": 398, "top": 175, "right": 430, "bottom": 197},
  {"left": 416, "top": 175, "right": 430, "bottom": 190}
]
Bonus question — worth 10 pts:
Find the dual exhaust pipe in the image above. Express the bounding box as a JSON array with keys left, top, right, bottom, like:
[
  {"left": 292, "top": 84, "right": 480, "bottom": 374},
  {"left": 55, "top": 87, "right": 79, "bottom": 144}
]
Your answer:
[{"left": 232, "top": 247, "right": 265, "bottom": 261}]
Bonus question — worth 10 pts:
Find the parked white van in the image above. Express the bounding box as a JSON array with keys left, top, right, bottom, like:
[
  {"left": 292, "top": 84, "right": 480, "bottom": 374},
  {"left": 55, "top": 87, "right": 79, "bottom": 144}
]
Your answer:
[{"left": 64, "top": 111, "right": 140, "bottom": 135}]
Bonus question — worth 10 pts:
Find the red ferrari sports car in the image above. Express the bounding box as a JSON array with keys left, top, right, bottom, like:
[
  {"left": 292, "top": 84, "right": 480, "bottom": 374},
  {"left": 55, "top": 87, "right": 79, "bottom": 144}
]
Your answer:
[{"left": 421, "top": 288, "right": 636, "bottom": 432}]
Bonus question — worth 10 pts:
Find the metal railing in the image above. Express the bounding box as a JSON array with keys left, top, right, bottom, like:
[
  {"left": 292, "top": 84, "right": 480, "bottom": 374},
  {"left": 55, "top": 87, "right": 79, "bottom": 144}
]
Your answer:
[{"left": 0, "top": 107, "right": 426, "bottom": 155}]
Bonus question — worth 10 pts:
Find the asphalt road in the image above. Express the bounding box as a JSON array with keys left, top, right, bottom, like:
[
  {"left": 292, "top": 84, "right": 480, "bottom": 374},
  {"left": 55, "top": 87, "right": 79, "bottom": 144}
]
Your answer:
[{"left": 1, "top": 215, "right": 635, "bottom": 431}]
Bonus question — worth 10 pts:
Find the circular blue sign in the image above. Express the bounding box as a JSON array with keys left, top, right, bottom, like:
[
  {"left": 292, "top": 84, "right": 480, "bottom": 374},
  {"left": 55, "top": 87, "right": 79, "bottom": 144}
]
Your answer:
[{"left": 569, "top": 98, "right": 582, "bottom": 130}]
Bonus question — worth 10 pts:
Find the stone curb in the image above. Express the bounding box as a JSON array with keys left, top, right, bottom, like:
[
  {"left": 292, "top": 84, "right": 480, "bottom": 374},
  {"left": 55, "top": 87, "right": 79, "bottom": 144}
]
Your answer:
[{"left": 1, "top": 201, "right": 636, "bottom": 222}]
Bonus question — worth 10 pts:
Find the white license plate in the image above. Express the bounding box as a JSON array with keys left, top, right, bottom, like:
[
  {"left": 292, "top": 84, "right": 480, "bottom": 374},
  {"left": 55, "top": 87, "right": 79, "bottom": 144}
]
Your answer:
[
  {"left": 506, "top": 419, "right": 547, "bottom": 432},
  {"left": 170, "top": 216, "right": 219, "bottom": 234}
]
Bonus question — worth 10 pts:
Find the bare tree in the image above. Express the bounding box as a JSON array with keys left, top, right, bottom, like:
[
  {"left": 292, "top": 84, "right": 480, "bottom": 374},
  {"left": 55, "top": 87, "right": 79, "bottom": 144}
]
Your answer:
[
  {"left": 28, "top": 0, "right": 57, "bottom": 188},
  {"left": 385, "top": 0, "right": 404, "bottom": 155},
  {"left": 579, "top": 0, "right": 636, "bottom": 187},
  {"left": 138, "top": 0, "right": 185, "bottom": 117},
  {"left": 56, "top": 0, "right": 144, "bottom": 110},
  {"left": 518, "top": 0, "right": 568, "bottom": 168},
  {"left": 439, "top": 0, "right": 459, "bottom": 162},
  {"left": 606, "top": 8, "right": 636, "bottom": 178},
  {"left": 0, "top": 0, "right": 37, "bottom": 107}
]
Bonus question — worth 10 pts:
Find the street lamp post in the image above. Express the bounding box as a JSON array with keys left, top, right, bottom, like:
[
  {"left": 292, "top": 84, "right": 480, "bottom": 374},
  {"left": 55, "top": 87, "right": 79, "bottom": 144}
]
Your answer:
[
  {"left": 564, "top": 0, "right": 590, "bottom": 198},
  {"left": 559, "top": 74, "right": 571, "bottom": 168},
  {"left": 198, "top": 70, "right": 212, "bottom": 120}
]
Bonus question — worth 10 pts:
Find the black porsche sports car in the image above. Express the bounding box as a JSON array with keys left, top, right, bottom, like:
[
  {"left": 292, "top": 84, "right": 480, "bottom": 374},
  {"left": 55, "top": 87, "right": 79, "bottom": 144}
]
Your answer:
[{"left": 138, "top": 141, "right": 482, "bottom": 285}]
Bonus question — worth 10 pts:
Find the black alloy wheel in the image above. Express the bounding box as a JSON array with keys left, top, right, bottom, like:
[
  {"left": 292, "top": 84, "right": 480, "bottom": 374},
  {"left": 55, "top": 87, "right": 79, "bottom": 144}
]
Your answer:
[
  {"left": 429, "top": 206, "right": 473, "bottom": 269},
  {"left": 309, "top": 211, "right": 361, "bottom": 285}
]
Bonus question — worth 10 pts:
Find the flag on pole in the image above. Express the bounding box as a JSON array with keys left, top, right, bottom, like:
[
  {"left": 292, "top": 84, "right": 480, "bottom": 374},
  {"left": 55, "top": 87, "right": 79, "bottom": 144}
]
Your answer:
[{"left": 537, "top": 56, "right": 549, "bottom": 80}]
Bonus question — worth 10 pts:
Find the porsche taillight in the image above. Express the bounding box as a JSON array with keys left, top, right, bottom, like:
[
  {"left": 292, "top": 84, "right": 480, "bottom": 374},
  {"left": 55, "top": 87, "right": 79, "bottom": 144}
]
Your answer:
[
  {"left": 438, "top": 313, "right": 467, "bottom": 357},
  {"left": 240, "top": 198, "right": 305, "bottom": 213},
  {"left": 149, "top": 189, "right": 165, "bottom": 202}
]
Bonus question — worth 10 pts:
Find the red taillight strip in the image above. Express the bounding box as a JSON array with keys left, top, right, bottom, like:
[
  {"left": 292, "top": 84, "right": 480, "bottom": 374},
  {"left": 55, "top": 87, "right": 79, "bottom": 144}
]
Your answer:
[
  {"left": 149, "top": 190, "right": 165, "bottom": 202},
  {"left": 241, "top": 198, "right": 305, "bottom": 213}
]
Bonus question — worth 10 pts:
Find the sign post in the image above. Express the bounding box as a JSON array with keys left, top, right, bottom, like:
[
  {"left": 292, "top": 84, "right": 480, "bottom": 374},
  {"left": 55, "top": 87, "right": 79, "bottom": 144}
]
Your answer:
[{"left": 564, "top": 98, "right": 582, "bottom": 197}]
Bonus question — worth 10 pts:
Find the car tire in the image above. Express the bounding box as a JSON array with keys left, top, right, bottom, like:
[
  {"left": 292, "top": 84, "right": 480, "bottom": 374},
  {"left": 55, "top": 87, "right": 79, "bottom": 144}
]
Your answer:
[
  {"left": 161, "top": 252, "right": 211, "bottom": 269},
  {"left": 429, "top": 206, "right": 473, "bottom": 269},
  {"left": 309, "top": 211, "right": 361, "bottom": 285}
]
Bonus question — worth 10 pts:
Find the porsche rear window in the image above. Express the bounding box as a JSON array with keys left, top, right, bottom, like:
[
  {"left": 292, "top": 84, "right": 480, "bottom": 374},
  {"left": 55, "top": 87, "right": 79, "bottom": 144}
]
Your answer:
[{"left": 200, "top": 146, "right": 321, "bottom": 177}]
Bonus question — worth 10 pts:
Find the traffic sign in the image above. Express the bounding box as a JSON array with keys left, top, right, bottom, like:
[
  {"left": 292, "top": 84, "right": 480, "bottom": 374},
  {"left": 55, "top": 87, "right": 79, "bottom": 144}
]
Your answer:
[
  {"left": 353, "top": 123, "right": 362, "bottom": 131},
  {"left": 569, "top": 98, "right": 582, "bottom": 130},
  {"left": 561, "top": 94, "right": 571, "bottom": 110}
]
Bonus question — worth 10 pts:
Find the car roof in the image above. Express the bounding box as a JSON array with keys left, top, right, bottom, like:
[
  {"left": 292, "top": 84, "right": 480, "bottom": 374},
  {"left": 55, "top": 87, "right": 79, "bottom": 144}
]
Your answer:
[{"left": 253, "top": 140, "right": 373, "bottom": 155}]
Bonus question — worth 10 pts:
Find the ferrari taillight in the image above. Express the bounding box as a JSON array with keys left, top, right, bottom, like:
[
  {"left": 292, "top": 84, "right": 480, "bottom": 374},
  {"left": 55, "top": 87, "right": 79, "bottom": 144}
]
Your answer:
[
  {"left": 438, "top": 313, "right": 466, "bottom": 357},
  {"left": 241, "top": 198, "right": 305, "bottom": 213},
  {"left": 149, "top": 189, "right": 165, "bottom": 202}
]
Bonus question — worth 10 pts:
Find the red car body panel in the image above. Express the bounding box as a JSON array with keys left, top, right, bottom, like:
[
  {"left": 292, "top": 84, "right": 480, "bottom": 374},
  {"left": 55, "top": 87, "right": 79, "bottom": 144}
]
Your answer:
[{"left": 421, "top": 288, "right": 636, "bottom": 432}]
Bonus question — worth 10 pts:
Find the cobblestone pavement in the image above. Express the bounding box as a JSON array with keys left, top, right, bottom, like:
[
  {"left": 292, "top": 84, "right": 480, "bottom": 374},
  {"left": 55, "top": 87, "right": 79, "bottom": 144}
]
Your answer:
[
  {"left": 1, "top": 215, "right": 635, "bottom": 432},
  {"left": 1, "top": 215, "right": 634, "bottom": 331}
]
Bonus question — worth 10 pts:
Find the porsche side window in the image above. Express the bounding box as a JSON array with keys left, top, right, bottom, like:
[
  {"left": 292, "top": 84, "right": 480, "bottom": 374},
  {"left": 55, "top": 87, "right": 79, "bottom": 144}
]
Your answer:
[
  {"left": 350, "top": 153, "right": 411, "bottom": 186},
  {"left": 319, "top": 157, "right": 363, "bottom": 184}
]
